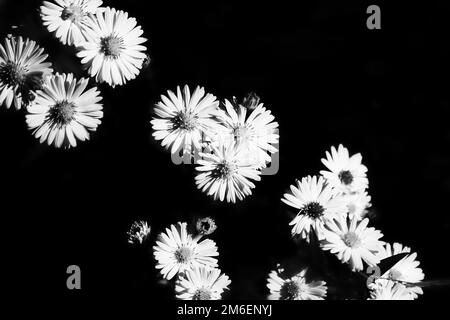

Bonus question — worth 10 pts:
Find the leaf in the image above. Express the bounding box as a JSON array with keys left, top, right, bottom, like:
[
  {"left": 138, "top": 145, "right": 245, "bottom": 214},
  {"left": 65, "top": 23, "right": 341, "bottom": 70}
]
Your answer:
[{"left": 378, "top": 252, "right": 409, "bottom": 275}]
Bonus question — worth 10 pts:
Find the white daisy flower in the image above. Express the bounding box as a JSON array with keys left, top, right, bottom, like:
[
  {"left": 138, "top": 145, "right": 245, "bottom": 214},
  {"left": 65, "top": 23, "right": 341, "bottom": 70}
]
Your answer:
[
  {"left": 281, "top": 175, "right": 347, "bottom": 241},
  {"left": 26, "top": 73, "right": 103, "bottom": 148},
  {"left": 374, "top": 242, "right": 424, "bottom": 298},
  {"left": 215, "top": 98, "right": 279, "bottom": 167},
  {"left": 76, "top": 7, "right": 147, "bottom": 87},
  {"left": 267, "top": 268, "right": 327, "bottom": 300},
  {"left": 195, "top": 141, "right": 262, "bottom": 203},
  {"left": 368, "top": 280, "right": 414, "bottom": 300},
  {"left": 127, "top": 220, "right": 151, "bottom": 245},
  {"left": 322, "top": 215, "right": 384, "bottom": 271},
  {"left": 153, "top": 222, "right": 219, "bottom": 280},
  {"left": 342, "top": 191, "right": 372, "bottom": 220},
  {"left": 175, "top": 266, "right": 231, "bottom": 300},
  {"left": 151, "top": 85, "right": 221, "bottom": 156},
  {"left": 0, "top": 36, "right": 52, "bottom": 110},
  {"left": 320, "top": 144, "right": 369, "bottom": 193},
  {"left": 40, "top": 0, "right": 103, "bottom": 46}
]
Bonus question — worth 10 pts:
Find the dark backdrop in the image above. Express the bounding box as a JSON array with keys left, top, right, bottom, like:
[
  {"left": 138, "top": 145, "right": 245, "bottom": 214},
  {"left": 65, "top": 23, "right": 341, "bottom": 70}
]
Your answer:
[{"left": 1, "top": 0, "right": 449, "bottom": 302}]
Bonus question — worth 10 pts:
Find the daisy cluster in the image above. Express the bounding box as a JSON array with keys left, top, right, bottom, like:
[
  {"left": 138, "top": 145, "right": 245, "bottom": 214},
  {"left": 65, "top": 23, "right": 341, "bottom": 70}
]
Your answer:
[
  {"left": 152, "top": 218, "right": 231, "bottom": 300},
  {"left": 1, "top": 0, "right": 148, "bottom": 148},
  {"left": 274, "top": 144, "right": 425, "bottom": 300},
  {"left": 151, "top": 85, "right": 279, "bottom": 203}
]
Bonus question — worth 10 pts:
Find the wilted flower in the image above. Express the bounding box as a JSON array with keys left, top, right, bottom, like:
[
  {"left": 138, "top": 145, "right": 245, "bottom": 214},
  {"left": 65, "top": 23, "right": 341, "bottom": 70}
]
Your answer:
[
  {"left": 196, "top": 217, "right": 217, "bottom": 236},
  {"left": 127, "top": 220, "right": 151, "bottom": 244}
]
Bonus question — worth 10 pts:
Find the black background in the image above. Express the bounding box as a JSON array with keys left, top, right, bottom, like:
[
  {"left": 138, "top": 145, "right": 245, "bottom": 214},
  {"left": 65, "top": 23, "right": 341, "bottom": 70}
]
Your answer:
[{"left": 1, "top": 0, "right": 449, "bottom": 304}]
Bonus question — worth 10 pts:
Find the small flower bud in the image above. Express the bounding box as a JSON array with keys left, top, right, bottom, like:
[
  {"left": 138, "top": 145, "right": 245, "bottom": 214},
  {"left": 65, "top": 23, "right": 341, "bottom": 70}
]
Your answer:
[{"left": 196, "top": 217, "right": 217, "bottom": 236}]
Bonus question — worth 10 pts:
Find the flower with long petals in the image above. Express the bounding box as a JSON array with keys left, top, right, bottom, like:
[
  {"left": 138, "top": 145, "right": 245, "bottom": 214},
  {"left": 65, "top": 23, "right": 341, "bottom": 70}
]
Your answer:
[
  {"left": 322, "top": 215, "right": 384, "bottom": 271},
  {"left": 321, "top": 144, "right": 369, "bottom": 193},
  {"left": 267, "top": 268, "right": 327, "bottom": 300},
  {"left": 26, "top": 73, "right": 103, "bottom": 148},
  {"left": 195, "top": 141, "right": 262, "bottom": 203},
  {"left": 151, "top": 85, "right": 221, "bottom": 156},
  {"left": 216, "top": 98, "right": 279, "bottom": 167},
  {"left": 153, "top": 222, "right": 219, "bottom": 280},
  {"left": 77, "top": 7, "right": 147, "bottom": 86},
  {"left": 0, "top": 36, "right": 52, "bottom": 110},
  {"left": 368, "top": 280, "right": 414, "bottom": 300},
  {"left": 281, "top": 175, "right": 347, "bottom": 241},
  {"left": 40, "top": 0, "right": 103, "bottom": 46},
  {"left": 175, "top": 266, "right": 231, "bottom": 300}
]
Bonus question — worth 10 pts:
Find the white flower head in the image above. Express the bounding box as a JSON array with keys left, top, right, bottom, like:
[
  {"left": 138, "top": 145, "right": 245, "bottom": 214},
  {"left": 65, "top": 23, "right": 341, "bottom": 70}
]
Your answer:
[
  {"left": 267, "top": 268, "right": 327, "bottom": 300},
  {"left": 26, "top": 73, "right": 103, "bottom": 148},
  {"left": 369, "top": 280, "right": 414, "bottom": 300},
  {"left": 40, "top": 0, "right": 103, "bottom": 46},
  {"left": 153, "top": 222, "right": 219, "bottom": 280},
  {"left": 374, "top": 242, "right": 424, "bottom": 299},
  {"left": 127, "top": 220, "right": 151, "bottom": 245},
  {"left": 151, "top": 85, "right": 221, "bottom": 156},
  {"left": 322, "top": 215, "right": 384, "bottom": 271},
  {"left": 321, "top": 144, "right": 369, "bottom": 193},
  {"left": 77, "top": 7, "right": 147, "bottom": 87},
  {"left": 281, "top": 175, "right": 347, "bottom": 241},
  {"left": 175, "top": 266, "right": 231, "bottom": 300},
  {"left": 342, "top": 191, "right": 372, "bottom": 220},
  {"left": 0, "top": 36, "right": 53, "bottom": 110},
  {"left": 215, "top": 98, "right": 279, "bottom": 168},
  {"left": 195, "top": 141, "right": 262, "bottom": 203}
]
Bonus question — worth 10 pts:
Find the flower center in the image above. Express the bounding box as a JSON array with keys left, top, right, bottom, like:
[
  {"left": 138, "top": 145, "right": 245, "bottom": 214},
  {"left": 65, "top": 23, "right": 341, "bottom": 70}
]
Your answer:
[
  {"left": 342, "top": 232, "right": 361, "bottom": 248},
  {"left": 172, "top": 112, "right": 198, "bottom": 131},
  {"left": 388, "top": 269, "right": 403, "bottom": 281},
  {"left": 174, "top": 246, "right": 193, "bottom": 264},
  {"left": 49, "top": 100, "right": 76, "bottom": 126},
  {"left": 61, "top": 5, "right": 83, "bottom": 24},
  {"left": 193, "top": 288, "right": 212, "bottom": 300},
  {"left": 100, "top": 35, "right": 124, "bottom": 59},
  {"left": 347, "top": 203, "right": 356, "bottom": 214},
  {"left": 0, "top": 61, "right": 27, "bottom": 87},
  {"left": 339, "top": 170, "right": 354, "bottom": 185},
  {"left": 279, "top": 280, "right": 301, "bottom": 300},
  {"left": 301, "top": 201, "right": 325, "bottom": 219},
  {"left": 212, "top": 160, "right": 236, "bottom": 179}
]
